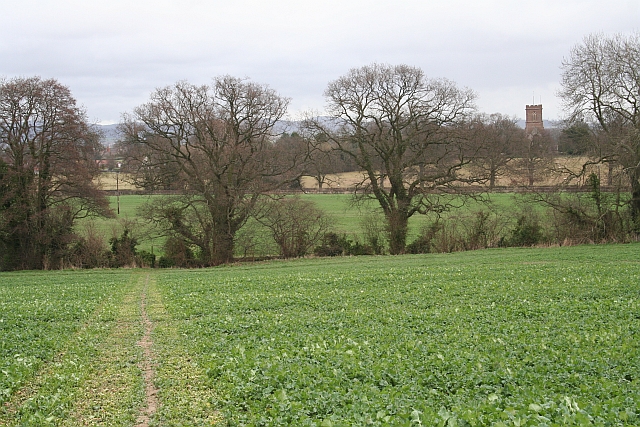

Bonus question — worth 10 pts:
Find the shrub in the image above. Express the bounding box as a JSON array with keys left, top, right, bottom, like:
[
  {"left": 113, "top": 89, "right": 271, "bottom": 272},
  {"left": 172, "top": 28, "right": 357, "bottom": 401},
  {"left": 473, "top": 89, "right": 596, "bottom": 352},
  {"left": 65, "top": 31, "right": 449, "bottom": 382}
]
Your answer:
[
  {"left": 256, "top": 197, "right": 332, "bottom": 258},
  {"left": 136, "top": 250, "right": 156, "bottom": 268},
  {"left": 66, "top": 223, "right": 110, "bottom": 268},
  {"left": 109, "top": 229, "right": 138, "bottom": 267},
  {"left": 504, "top": 214, "right": 544, "bottom": 247},
  {"left": 407, "top": 222, "right": 441, "bottom": 254},
  {"left": 360, "top": 213, "right": 387, "bottom": 254},
  {"left": 158, "top": 256, "right": 174, "bottom": 268},
  {"left": 314, "top": 232, "right": 377, "bottom": 257},
  {"left": 314, "top": 232, "right": 345, "bottom": 257},
  {"left": 161, "top": 236, "right": 196, "bottom": 268}
]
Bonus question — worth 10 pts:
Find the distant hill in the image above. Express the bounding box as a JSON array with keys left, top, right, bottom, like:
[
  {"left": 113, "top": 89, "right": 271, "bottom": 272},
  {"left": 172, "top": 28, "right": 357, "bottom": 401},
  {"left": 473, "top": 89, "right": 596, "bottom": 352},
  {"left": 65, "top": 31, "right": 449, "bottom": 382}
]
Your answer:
[
  {"left": 96, "top": 121, "right": 303, "bottom": 146},
  {"left": 97, "top": 124, "right": 120, "bottom": 147},
  {"left": 99, "top": 117, "right": 564, "bottom": 146},
  {"left": 516, "top": 119, "right": 561, "bottom": 129}
]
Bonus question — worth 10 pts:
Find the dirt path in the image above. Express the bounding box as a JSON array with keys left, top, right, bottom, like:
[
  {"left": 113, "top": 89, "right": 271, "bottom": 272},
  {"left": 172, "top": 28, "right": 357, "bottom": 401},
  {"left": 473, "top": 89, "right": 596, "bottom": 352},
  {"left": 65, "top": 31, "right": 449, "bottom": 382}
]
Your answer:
[
  {"left": 2, "top": 271, "right": 220, "bottom": 426},
  {"left": 62, "top": 272, "right": 165, "bottom": 426},
  {"left": 135, "top": 275, "right": 159, "bottom": 427}
]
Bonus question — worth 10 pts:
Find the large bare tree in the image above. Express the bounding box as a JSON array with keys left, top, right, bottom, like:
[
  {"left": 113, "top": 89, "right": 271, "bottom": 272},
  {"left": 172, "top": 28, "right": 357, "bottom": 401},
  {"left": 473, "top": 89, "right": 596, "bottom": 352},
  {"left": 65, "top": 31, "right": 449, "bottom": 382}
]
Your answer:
[
  {"left": 0, "top": 76, "right": 109, "bottom": 270},
  {"left": 467, "top": 113, "right": 526, "bottom": 188},
  {"left": 305, "top": 64, "right": 477, "bottom": 254},
  {"left": 120, "top": 77, "right": 305, "bottom": 265},
  {"left": 559, "top": 32, "right": 640, "bottom": 225}
]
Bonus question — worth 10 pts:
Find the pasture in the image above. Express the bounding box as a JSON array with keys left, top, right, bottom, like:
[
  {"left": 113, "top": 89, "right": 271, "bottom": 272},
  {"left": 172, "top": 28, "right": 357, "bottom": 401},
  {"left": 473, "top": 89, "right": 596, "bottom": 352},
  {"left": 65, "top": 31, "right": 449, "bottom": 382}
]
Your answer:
[
  {"left": 84, "top": 192, "right": 520, "bottom": 257},
  {"left": 1, "top": 244, "right": 639, "bottom": 425}
]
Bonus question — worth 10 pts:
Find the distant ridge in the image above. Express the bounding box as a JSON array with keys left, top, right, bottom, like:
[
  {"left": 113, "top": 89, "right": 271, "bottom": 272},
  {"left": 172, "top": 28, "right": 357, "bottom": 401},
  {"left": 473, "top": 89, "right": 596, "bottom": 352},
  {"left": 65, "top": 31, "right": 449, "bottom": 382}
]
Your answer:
[
  {"left": 98, "top": 119, "right": 562, "bottom": 146},
  {"left": 516, "top": 119, "right": 561, "bottom": 129}
]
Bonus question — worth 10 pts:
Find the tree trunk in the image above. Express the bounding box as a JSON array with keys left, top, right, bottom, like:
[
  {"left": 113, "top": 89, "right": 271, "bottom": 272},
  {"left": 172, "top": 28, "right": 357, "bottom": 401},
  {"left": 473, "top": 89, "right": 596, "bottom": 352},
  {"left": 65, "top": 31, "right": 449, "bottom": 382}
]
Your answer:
[
  {"left": 489, "top": 158, "right": 497, "bottom": 189},
  {"left": 608, "top": 162, "right": 614, "bottom": 187},
  {"left": 528, "top": 163, "right": 535, "bottom": 186},
  {"left": 212, "top": 231, "right": 235, "bottom": 265},
  {"left": 630, "top": 172, "right": 640, "bottom": 233},
  {"left": 387, "top": 210, "right": 409, "bottom": 255}
]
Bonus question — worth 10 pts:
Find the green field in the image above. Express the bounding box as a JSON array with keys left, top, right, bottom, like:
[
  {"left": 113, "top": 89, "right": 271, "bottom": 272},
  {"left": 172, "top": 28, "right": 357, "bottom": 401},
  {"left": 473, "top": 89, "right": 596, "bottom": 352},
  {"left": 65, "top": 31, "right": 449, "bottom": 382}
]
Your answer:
[
  {"left": 85, "top": 193, "right": 520, "bottom": 257},
  {"left": 1, "top": 244, "right": 639, "bottom": 425}
]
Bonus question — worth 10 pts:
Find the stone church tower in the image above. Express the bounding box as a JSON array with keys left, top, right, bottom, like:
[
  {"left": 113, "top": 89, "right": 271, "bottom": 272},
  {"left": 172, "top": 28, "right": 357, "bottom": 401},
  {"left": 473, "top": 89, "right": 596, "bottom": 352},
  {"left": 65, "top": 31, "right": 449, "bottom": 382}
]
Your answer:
[{"left": 525, "top": 104, "right": 544, "bottom": 135}]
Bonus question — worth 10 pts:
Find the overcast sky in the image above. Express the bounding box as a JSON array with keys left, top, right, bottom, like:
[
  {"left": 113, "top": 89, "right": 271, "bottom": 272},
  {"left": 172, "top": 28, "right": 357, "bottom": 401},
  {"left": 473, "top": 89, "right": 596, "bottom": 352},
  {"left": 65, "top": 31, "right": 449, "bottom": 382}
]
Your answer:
[{"left": 1, "top": 0, "right": 638, "bottom": 124}]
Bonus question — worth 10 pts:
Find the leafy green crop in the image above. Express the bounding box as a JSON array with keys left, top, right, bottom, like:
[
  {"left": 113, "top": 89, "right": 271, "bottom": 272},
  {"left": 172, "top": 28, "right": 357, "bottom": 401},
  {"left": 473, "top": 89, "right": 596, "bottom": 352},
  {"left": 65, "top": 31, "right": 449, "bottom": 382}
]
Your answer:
[
  {"left": 0, "top": 270, "right": 142, "bottom": 425},
  {"left": 1, "top": 244, "right": 639, "bottom": 425},
  {"left": 155, "top": 245, "right": 640, "bottom": 425}
]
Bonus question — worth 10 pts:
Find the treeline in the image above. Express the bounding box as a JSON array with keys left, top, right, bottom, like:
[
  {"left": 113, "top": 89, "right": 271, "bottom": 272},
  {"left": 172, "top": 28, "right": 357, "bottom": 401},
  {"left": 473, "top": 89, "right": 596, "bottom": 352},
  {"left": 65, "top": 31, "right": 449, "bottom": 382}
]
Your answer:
[
  {"left": 1, "top": 32, "right": 639, "bottom": 270},
  {"left": 50, "top": 178, "right": 637, "bottom": 269}
]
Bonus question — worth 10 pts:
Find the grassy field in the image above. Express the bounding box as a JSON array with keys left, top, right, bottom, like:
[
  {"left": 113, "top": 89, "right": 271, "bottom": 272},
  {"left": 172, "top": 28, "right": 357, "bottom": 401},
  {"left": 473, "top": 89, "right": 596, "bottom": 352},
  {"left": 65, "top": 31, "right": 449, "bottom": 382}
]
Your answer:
[
  {"left": 1, "top": 244, "right": 638, "bottom": 425},
  {"left": 83, "top": 192, "right": 521, "bottom": 257}
]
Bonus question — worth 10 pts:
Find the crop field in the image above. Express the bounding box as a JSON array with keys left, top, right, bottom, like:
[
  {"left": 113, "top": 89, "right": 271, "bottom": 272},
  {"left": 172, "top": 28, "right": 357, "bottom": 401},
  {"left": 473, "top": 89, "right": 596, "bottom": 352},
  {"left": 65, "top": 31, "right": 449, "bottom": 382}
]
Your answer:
[{"left": 1, "top": 244, "right": 639, "bottom": 426}]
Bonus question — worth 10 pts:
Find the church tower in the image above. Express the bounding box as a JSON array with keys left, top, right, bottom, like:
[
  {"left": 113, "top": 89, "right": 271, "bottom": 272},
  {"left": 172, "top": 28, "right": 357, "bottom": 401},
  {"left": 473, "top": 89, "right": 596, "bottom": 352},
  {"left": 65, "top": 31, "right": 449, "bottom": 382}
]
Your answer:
[{"left": 525, "top": 104, "right": 544, "bottom": 135}]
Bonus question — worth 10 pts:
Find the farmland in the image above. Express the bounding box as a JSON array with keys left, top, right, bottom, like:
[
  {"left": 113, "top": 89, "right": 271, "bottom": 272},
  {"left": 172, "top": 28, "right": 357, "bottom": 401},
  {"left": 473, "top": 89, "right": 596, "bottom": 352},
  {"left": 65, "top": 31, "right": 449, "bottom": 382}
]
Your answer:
[
  {"left": 84, "top": 192, "right": 519, "bottom": 257},
  {"left": 1, "top": 244, "right": 639, "bottom": 425}
]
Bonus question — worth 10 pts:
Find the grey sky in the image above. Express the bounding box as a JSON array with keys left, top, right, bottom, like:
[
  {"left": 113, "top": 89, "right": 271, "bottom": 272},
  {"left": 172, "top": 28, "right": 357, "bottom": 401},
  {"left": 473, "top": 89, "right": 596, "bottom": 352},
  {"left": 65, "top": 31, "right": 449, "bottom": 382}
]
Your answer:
[{"left": 2, "top": 0, "right": 638, "bottom": 124}]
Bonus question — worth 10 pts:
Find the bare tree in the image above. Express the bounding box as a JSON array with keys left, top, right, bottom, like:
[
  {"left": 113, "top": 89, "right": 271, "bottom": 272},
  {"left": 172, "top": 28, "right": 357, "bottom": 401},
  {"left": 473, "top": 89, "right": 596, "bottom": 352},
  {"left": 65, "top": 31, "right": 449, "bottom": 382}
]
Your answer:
[
  {"left": 303, "top": 132, "right": 358, "bottom": 190},
  {"left": 304, "top": 64, "right": 478, "bottom": 254},
  {"left": 255, "top": 196, "right": 332, "bottom": 258},
  {"left": 119, "top": 77, "right": 305, "bottom": 265},
  {"left": 467, "top": 113, "right": 525, "bottom": 188},
  {"left": 0, "top": 76, "right": 110, "bottom": 270},
  {"left": 559, "top": 32, "right": 640, "bottom": 224},
  {"left": 307, "top": 141, "right": 337, "bottom": 190},
  {"left": 512, "top": 128, "right": 556, "bottom": 186}
]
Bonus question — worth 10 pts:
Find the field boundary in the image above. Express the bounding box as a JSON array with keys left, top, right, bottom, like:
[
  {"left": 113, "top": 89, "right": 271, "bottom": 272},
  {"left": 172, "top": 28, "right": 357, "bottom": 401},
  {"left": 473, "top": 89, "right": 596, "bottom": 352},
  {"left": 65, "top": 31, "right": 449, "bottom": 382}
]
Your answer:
[{"left": 102, "top": 183, "right": 628, "bottom": 197}]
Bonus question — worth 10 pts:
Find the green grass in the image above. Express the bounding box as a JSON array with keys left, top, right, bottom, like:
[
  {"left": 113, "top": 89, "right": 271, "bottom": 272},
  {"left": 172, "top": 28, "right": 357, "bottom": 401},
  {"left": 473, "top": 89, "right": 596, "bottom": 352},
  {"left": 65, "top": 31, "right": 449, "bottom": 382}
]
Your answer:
[
  {"left": 78, "top": 195, "right": 159, "bottom": 254},
  {"left": 2, "top": 244, "right": 638, "bottom": 425},
  {"left": 81, "top": 192, "right": 523, "bottom": 257}
]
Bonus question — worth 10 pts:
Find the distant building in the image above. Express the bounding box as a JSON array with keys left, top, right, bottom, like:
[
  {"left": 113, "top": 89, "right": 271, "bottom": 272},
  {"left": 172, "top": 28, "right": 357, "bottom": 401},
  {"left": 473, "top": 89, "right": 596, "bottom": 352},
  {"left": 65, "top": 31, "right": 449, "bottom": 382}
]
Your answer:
[{"left": 525, "top": 104, "right": 544, "bottom": 136}]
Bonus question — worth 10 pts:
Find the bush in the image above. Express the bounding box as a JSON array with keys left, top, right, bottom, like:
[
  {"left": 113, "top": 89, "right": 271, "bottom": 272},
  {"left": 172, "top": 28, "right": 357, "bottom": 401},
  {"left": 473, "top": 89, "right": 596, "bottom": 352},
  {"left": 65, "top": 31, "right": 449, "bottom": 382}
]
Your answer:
[
  {"left": 407, "top": 222, "right": 441, "bottom": 254},
  {"left": 66, "top": 223, "right": 110, "bottom": 268},
  {"left": 314, "top": 232, "right": 346, "bottom": 257},
  {"left": 157, "top": 256, "right": 174, "bottom": 268},
  {"left": 360, "top": 213, "right": 387, "bottom": 254},
  {"left": 109, "top": 229, "right": 138, "bottom": 268},
  {"left": 136, "top": 250, "right": 156, "bottom": 268},
  {"left": 504, "top": 214, "right": 544, "bottom": 247},
  {"left": 256, "top": 197, "right": 332, "bottom": 258},
  {"left": 407, "top": 211, "right": 507, "bottom": 254},
  {"left": 462, "top": 210, "right": 506, "bottom": 250},
  {"left": 161, "top": 236, "right": 196, "bottom": 268},
  {"left": 545, "top": 174, "right": 629, "bottom": 244},
  {"left": 314, "top": 232, "right": 376, "bottom": 257}
]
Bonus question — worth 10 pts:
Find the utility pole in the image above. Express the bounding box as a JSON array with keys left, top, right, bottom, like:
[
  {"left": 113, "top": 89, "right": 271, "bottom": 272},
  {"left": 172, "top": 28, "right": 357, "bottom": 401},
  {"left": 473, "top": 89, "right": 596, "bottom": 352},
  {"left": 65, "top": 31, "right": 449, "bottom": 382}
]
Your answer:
[{"left": 116, "top": 162, "right": 121, "bottom": 215}]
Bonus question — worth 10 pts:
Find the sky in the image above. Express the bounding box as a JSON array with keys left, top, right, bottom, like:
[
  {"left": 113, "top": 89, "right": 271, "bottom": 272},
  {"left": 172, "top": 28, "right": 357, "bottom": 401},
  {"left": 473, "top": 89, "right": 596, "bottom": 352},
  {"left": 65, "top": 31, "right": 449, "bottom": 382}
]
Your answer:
[{"left": 1, "top": 0, "right": 638, "bottom": 125}]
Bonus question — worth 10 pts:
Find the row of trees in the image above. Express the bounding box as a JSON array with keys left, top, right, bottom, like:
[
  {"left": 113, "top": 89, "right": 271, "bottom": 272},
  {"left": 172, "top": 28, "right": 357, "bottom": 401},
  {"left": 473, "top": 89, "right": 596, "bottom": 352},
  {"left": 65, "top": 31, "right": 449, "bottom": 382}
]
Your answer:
[
  {"left": 119, "top": 65, "right": 558, "bottom": 260},
  {"left": 1, "top": 32, "right": 638, "bottom": 269}
]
